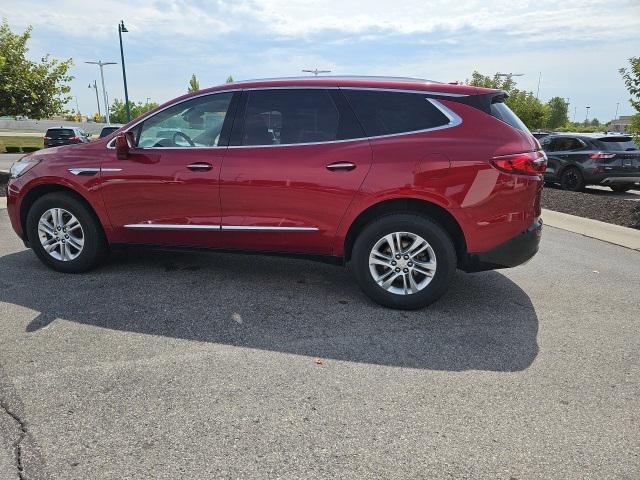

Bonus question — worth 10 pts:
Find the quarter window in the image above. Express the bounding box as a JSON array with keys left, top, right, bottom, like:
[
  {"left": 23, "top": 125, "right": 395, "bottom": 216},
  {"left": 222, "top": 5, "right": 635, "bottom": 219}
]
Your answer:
[
  {"left": 137, "top": 92, "right": 233, "bottom": 148},
  {"left": 343, "top": 90, "right": 450, "bottom": 137},
  {"left": 240, "top": 89, "right": 340, "bottom": 146}
]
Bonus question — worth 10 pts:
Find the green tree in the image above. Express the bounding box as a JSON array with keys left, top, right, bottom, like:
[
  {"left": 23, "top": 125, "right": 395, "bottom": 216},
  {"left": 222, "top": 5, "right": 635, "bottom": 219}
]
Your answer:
[
  {"left": 467, "top": 71, "right": 549, "bottom": 129},
  {"left": 619, "top": 57, "right": 640, "bottom": 139},
  {"left": 590, "top": 118, "right": 600, "bottom": 127},
  {"left": 619, "top": 57, "right": 640, "bottom": 112},
  {"left": 0, "top": 20, "right": 73, "bottom": 119},
  {"left": 546, "top": 97, "right": 569, "bottom": 129},
  {"left": 109, "top": 98, "right": 159, "bottom": 124},
  {"left": 225, "top": 75, "right": 234, "bottom": 83},
  {"left": 188, "top": 74, "right": 200, "bottom": 93}
]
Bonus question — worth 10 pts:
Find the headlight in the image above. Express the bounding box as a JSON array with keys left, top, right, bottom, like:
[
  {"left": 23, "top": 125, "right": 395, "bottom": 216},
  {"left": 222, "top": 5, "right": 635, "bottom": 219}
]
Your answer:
[{"left": 9, "top": 158, "right": 41, "bottom": 179}]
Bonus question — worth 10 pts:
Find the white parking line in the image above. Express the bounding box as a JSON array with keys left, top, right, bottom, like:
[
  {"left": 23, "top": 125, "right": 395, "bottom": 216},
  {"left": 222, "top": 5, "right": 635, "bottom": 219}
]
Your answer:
[{"left": 0, "top": 197, "right": 6, "bottom": 209}]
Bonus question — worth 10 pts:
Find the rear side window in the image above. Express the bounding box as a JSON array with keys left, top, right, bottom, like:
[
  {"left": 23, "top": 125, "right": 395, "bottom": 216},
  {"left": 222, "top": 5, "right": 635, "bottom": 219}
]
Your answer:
[
  {"left": 343, "top": 90, "right": 450, "bottom": 137},
  {"left": 241, "top": 89, "right": 340, "bottom": 146},
  {"left": 46, "top": 128, "right": 74, "bottom": 138},
  {"left": 596, "top": 137, "right": 639, "bottom": 151},
  {"left": 490, "top": 100, "right": 530, "bottom": 133}
]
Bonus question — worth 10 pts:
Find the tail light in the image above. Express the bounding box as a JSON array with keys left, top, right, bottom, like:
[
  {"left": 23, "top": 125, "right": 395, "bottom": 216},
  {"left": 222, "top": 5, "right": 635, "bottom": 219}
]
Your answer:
[
  {"left": 70, "top": 136, "right": 80, "bottom": 141},
  {"left": 43, "top": 136, "right": 50, "bottom": 140},
  {"left": 589, "top": 152, "right": 616, "bottom": 160},
  {"left": 491, "top": 150, "right": 547, "bottom": 175}
]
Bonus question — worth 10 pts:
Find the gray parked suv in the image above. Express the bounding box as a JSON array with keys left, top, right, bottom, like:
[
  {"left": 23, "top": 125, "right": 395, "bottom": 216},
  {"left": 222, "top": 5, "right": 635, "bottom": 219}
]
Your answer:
[{"left": 540, "top": 133, "right": 640, "bottom": 192}]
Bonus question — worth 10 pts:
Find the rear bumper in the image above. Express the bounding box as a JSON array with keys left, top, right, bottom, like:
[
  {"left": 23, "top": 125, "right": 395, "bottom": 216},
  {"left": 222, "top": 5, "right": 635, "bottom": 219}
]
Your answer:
[
  {"left": 462, "top": 218, "right": 542, "bottom": 272},
  {"left": 599, "top": 176, "right": 640, "bottom": 185}
]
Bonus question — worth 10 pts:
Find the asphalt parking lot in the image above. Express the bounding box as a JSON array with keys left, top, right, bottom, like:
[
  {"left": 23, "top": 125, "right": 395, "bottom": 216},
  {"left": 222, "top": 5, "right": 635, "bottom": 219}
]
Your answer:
[{"left": 0, "top": 211, "right": 639, "bottom": 479}]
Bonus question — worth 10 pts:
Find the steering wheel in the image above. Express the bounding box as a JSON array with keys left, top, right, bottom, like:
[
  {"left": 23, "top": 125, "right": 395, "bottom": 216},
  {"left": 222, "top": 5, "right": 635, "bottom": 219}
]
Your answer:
[{"left": 172, "top": 131, "right": 196, "bottom": 147}]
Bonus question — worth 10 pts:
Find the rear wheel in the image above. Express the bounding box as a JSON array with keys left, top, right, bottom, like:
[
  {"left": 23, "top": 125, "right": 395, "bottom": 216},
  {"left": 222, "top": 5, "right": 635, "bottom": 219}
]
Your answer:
[
  {"left": 351, "top": 214, "right": 456, "bottom": 310},
  {"left": 610, "top": 184, "right": 633, "bottom": 193},
  {"left": 560, "top": 167, "right": 585, "bottom": 192},
  {"left": 26, "top": 192, "right": 108, "bottom": 273}
]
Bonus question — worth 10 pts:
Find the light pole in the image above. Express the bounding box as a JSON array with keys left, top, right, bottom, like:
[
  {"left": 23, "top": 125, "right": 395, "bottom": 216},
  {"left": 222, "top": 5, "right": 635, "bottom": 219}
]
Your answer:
[
  {"left": 302, "top": 69, "right": 331, "bottom": 76},
  {"left": 118, "top": 20, "right": 131, "bottom": 122},
  {"left": 496, "top": 72, "right": 524, "bottom": 81},
  {"left": 85, "top": 60, "right": 117, "bottom": 124},
  {"left": 88, "top": 80, "right": 101, "bottom": 120},
  {"left": 585, "top": 106, "right": 591, "bottom": 124},
  {"left": 536, "top": 72, "right": 542, "bottom": 99},
  {"left": 614, "top": 102, "right": 619, "bottom": 121}
]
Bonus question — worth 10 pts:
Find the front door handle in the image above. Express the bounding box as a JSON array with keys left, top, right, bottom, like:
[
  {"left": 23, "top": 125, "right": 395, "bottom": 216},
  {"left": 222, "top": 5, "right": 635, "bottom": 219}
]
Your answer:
[
  {"left": 187, "top": 162, "right": 213, "bottom": 171},
  {"left": 326, "top": 162, "right": 356, "bottom": 171}
]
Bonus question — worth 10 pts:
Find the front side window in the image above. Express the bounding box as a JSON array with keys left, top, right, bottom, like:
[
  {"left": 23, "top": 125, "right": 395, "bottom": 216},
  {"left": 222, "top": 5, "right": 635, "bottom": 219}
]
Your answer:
[
  {"left": 343, "top": 90, "right": 450, "bottom": 137},
  {"left": 137, "top": 92, "right": 233, "bottom": 148},
  {"left": 240, "top": 89, "right": 339, "bottom": 146}
]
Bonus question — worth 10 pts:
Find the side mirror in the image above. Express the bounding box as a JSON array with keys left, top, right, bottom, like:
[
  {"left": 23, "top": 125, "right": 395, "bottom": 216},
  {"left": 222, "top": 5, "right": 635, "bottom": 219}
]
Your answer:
[{"left": 115, "top": 132, "right": 135, "bottom": 160}]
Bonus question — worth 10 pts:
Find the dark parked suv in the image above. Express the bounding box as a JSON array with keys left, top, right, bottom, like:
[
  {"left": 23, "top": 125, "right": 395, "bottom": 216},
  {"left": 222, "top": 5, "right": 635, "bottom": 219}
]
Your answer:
[
  {"left": 44, "top": 127, "right": 90, "bottom": 148},
  {"left": 540, "top": 133, "right": 640, "bottom": 192},
  {"left": 98, "top": 126, "right": 122, "bottom": 138}
]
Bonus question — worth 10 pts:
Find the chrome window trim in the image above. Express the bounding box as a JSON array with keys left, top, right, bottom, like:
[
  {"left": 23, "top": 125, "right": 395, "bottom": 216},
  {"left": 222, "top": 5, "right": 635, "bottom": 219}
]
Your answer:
[
  {"left": 123, "top": 224, "right": 319, "bottom": 232},
  {"left": 109, "top": 87, "right": 463, "bottom": 150}
]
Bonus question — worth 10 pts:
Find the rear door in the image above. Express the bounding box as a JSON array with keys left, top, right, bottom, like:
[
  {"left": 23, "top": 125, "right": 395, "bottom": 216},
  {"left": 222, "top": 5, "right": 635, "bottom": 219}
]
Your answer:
[{"left": 218, "top": 88, "right": 372, "bottom": 255}]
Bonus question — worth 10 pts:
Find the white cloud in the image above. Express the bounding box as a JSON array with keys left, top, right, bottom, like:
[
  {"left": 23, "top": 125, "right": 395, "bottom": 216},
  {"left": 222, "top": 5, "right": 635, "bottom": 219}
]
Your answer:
[{"left": 2, "top": 0, "right": 639, "bottom": 43}]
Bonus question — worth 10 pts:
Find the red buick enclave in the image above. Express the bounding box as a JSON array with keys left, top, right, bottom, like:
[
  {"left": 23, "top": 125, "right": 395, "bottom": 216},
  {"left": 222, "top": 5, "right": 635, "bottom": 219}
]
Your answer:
[{"left": 6, "top": 76, "right": 544, "bottom": 309}]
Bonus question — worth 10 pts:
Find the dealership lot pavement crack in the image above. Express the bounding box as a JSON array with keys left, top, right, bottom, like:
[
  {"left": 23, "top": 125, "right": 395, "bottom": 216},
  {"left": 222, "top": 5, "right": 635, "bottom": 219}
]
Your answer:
[{"left": 0, "top": 399, "right": 27, "bottom": 480}]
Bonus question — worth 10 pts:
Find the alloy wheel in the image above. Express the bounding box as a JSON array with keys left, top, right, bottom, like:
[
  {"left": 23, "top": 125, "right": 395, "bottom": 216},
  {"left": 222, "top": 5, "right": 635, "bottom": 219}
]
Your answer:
[
  {"left": 368, "top": 231, "right": 437, "bottom": 295},
  {"left": 37, "top": 208, "right": 85, "bottom": 261}
]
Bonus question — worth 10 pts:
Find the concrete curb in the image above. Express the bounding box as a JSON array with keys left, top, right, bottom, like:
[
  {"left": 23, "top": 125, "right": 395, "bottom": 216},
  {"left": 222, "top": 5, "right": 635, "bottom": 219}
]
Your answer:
[{"left": 542, "top": 208, "right": 640, "bottom": 251}]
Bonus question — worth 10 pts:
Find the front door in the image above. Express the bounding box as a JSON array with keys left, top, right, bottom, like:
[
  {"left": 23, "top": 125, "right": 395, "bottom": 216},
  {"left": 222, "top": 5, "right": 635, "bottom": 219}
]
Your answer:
[
  {"left": 99, "top": 91, "right": 237, "bottom": 247},
  {"left": 218, "top": 88, "right": 372, "bottom": 254}
]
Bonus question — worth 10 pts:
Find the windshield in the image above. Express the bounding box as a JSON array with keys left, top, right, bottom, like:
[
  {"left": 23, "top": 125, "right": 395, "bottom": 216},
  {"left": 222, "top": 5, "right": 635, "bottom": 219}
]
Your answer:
[{"left": 597, "top": 136, "right": 639, "bottom": 151}]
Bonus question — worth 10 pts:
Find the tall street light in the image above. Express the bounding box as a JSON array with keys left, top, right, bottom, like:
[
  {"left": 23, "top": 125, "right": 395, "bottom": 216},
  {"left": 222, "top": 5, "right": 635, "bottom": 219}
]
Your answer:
[
  {"left": 118, "top": 20, "right": 131, "bottom": 122},
  {"left": 85, "top": 60, "right": 117, "bottom": 124},
  {"left": 88, "top": 80, "right": 101, "bottom": 120},
  {"left": 585, "top": 106, "right": 591, "bottom": 123}
]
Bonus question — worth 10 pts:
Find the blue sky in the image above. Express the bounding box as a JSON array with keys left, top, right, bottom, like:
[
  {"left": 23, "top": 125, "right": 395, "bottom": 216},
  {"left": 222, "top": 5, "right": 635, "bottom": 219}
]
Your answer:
[{"left": 1, "top": 0, "right": 639, "bottom": 122}]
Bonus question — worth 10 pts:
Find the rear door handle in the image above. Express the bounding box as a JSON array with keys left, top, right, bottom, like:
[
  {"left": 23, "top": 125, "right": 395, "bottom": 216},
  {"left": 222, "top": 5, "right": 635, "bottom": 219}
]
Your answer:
[
  {"left": 187, "top": 162, "right": 213, "bottom": 171},
  {"left": 326, "top": 162, "right": 356, "bottom": 171}
]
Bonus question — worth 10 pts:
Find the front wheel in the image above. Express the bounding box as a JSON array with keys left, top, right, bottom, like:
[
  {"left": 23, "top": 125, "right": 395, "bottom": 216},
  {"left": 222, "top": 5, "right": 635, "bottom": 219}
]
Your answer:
[
  {"left": 26, "top": 192, "right": 108, "bottom": 273},
  {"left": 351, "top": 214, "right": 456, "bottom": 310}
]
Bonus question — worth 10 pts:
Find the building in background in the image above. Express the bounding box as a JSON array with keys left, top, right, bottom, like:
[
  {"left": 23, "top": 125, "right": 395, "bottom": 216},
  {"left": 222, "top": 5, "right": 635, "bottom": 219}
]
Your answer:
[{"left": 610, "top": 115, "right": 632, "bottom": 133}]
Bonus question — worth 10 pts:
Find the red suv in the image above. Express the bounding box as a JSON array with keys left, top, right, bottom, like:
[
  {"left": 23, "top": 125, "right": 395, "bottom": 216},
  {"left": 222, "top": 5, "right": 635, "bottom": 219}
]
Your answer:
[{"left": 6, "top": 76, "right": 544, "bottom": 309}]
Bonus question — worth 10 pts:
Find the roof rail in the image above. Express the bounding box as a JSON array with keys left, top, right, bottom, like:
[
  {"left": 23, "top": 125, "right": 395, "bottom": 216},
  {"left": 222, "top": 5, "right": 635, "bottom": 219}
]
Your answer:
[{"left": 232, "top": 75, "right": 442, "bottom": 84}]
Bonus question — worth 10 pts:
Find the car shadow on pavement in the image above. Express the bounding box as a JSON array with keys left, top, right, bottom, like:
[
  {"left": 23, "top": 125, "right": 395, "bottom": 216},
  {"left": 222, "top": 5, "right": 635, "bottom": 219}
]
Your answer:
[{"left": 0, "top": 248, "right": 538, "bottom": 372}]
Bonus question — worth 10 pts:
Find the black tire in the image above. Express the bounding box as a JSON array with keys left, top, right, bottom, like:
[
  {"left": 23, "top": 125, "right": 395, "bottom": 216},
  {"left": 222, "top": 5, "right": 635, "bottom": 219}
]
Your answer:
[
  {"left": 610, "top": 184, "right": 633, "bottom": 193},
  {"left": 351, "top": 213, "right": 456, "bottom": 310},
  {"left": 560, "top": 167, "right": 585, "bottom": 192},
  {"left": 26, "top": 192, "right": 108, "bottom": 273}
]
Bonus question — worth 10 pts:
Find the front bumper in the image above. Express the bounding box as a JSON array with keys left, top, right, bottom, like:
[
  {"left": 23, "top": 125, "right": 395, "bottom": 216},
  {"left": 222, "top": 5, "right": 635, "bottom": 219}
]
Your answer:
[{"left": 462, "top": 218, "right": 542, "bottom": 272}]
